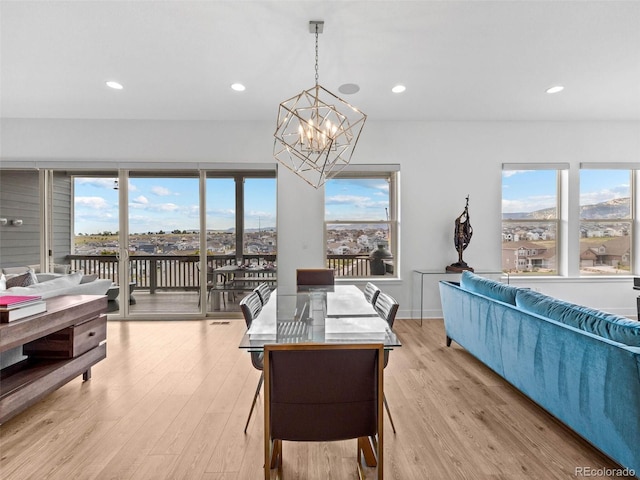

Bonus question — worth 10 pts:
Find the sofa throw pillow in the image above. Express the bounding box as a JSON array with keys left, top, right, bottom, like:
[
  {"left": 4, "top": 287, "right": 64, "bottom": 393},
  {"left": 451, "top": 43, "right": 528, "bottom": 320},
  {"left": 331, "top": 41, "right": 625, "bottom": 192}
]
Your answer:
[
  {"left": 53, "top": 264, "right": 71, "bottom": 274},
  {"left": 0, "top": 273, "right": 6, "bottom": 291},
  {"left": 80, "top": 274, "right": 99, "bottom": 284},
  {"left": 459, "top": 271, "right": 518, "bottom": 305},
  {"left": 516, "top": 288, "right": 640, "bottom": 347},
  {"left": 6, "top": 272, "right": 36, "bottom": 288}
]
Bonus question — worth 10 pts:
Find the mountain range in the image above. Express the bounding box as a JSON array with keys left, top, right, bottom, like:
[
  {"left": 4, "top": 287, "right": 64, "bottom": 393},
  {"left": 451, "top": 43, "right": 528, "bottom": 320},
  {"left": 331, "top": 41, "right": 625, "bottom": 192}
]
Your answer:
[{"left": 504, "top": 197, "right": 631, "bottom": 220}]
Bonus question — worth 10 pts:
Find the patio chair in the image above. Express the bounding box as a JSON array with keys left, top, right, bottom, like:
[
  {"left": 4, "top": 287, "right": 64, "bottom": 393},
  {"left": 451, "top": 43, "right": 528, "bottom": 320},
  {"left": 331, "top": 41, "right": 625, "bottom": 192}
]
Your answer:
[
  {"left": 197, "top": 264, "right": 220, "bottom": 308},
  {"left": 373, "top": 291, "right": 399, "bottom": 434},
  {"left": 264, "top": 343, "right": 384, "bottom": 480},
  {"left": 240, "top": 291, "right": 265, "bottom": 433}
]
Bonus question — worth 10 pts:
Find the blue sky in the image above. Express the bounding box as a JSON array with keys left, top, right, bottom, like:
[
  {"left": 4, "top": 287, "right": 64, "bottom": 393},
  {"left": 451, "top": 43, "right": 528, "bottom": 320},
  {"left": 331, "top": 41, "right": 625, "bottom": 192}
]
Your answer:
[
  {"left": 502, "top": 169, "right": 630, "bottom": 214},
  {"left": 325, "top": 178, "right": 390, "bottom": 221},
  {"left": 74, "top": 175, "right": 388, "bottom": 234}
]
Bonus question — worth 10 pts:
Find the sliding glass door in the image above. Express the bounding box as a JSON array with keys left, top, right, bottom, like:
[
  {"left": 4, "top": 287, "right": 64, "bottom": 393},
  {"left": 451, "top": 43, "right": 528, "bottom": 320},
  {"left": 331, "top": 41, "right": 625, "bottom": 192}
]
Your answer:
[
  {"left": 204, "top": 173, "right": 276, "bottom": 314},
  {"left": 125, "top": 171, "right": 201, "bottom": 316},
  {"left": 35, "top": 166, "right": 276, "bottom": 319}
]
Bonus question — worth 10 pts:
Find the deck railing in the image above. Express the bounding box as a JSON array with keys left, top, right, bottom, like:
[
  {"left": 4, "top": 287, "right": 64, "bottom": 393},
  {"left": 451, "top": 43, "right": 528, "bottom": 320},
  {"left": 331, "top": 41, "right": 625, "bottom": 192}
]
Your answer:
[{"left": 67, "top": 253, "right": 384, "bottom": 292}]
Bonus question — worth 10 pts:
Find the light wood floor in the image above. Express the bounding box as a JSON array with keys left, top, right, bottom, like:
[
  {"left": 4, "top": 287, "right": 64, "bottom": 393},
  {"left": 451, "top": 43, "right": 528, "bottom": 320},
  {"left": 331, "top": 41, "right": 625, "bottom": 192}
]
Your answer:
[{"left": 0, "top": 319, "right": 623, "bottom": 479}]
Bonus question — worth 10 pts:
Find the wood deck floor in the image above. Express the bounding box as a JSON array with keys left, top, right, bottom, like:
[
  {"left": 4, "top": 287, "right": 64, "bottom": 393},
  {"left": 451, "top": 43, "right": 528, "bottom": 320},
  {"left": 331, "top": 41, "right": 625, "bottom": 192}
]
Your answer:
[
  {"left": 0, "top": 319, "right": 623, "bottom": 479},
  {"left": 113, "top": 290, "right": 244, "bottom": 317}
]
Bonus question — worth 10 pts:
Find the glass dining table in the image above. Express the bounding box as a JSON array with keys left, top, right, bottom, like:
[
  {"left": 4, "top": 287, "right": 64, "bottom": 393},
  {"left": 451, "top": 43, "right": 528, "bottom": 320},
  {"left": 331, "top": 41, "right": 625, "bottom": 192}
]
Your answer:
[{"left": 238, "top": 285, "right": 401, "bottom": 350}]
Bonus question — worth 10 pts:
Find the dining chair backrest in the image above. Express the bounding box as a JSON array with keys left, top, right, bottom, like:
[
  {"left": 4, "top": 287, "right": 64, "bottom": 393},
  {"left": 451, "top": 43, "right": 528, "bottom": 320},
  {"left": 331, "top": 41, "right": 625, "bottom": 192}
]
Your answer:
[
  {"left": 240, "top": 291, "right": 263, "bottom": 328},
  {"left": 253, "top": 283, "right": 272, "bottom": 306},
  {"left": 363, "top": 282, "right": 381, "bottom": 305},
  {"left": 240, "top": 292, "right": 264, "bottom": 373},
  {"left": 374, "top": 292, "right": 399, "bottom": 329},
  {"left": 296, "top": 268, "right": 335, "bottom": 287},
  {"left": 265, "top": 343, "right": 384, "bottom": 442}
]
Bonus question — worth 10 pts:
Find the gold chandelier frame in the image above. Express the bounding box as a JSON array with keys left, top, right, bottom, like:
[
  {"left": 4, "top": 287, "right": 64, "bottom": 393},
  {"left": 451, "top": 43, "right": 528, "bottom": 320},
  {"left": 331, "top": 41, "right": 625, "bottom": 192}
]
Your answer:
[{"left": 273, "top": 21, "right": 367, "bottom": 188}]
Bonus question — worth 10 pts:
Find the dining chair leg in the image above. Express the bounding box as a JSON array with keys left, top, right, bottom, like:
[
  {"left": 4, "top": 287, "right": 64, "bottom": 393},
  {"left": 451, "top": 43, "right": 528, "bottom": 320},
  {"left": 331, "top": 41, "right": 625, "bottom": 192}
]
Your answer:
[
  {"left": 244, "top": 372, "right": 264, "bottom": 433},
  {"left": 383, "top": 393, "right": 396, "bottom": 434}
]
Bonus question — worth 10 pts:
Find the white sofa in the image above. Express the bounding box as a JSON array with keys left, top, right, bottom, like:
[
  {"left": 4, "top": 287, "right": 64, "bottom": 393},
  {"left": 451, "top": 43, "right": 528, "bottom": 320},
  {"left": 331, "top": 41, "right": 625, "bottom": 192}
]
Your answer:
[{"left": 0, "top": 271, "right": 112, "bottom": 299}]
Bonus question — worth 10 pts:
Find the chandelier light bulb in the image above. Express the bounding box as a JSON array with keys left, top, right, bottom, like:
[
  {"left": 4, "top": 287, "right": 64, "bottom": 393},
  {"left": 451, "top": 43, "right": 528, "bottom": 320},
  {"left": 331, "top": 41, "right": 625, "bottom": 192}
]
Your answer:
[
  {"left": 546, "top": 85, "right": 564, "bottom": 94},
  {"left": 106, "top": 81, "right": 123, "bottom": 90}
]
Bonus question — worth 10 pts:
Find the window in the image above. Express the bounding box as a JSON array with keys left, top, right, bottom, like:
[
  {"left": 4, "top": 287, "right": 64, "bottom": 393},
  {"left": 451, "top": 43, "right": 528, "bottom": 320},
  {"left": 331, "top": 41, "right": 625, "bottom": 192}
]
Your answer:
[
  {"left": 206, "top": 172, "right": 276, "bottom": 261},
  {"left": 243, "top": 177, "right": 276, "bottom": 257},
  {"left": 325, "top": 171, "right": 398, "bottom": 278},
  {"left": 502, "top": 168, "right": 561, "bottom": 275},
  {"left": 579, "top": 169, "right": 632, "bottom": 275}
]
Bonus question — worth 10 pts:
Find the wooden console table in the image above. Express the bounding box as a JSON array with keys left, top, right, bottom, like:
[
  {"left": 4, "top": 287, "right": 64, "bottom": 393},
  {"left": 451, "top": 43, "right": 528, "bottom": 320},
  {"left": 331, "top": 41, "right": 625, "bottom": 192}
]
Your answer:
[{"left": 0, "top": 295, "right": 107, "bottom": 424}]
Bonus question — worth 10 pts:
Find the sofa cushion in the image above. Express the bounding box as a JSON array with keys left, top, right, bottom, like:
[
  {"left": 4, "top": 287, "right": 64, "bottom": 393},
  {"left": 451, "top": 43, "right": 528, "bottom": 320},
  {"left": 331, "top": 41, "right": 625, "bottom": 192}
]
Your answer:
[
  {"left": 6, "top": 272, "right": 36, "bottom": 288},
  {"left": 80, "top": 273, "right": 99, "bottom": 284},
  {"left": 459, "top": 271, "right": 518, "bottom": 305},
  {"left": 0, "top": 274, "right": 6, "bottom": 291},
  {"left": 516, "top": 288, "right": 640, "bottom": 347},
  {"left": 1, "top": 271, "right": 83, "bottom": 297}
]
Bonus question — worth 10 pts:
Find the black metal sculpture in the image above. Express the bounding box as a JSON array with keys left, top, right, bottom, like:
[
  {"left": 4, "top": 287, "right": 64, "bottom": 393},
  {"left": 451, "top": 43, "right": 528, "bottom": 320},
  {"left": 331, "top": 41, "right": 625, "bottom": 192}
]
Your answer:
[{"left": 446, "top": 195, "right": 474, "bottom": 272}]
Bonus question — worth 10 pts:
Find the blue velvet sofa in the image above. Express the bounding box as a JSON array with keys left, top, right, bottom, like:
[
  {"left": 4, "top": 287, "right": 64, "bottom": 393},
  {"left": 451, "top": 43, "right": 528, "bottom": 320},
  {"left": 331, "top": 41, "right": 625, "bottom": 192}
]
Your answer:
[{"left": 439, "top": 271, "right": 640, "bottom": 476}]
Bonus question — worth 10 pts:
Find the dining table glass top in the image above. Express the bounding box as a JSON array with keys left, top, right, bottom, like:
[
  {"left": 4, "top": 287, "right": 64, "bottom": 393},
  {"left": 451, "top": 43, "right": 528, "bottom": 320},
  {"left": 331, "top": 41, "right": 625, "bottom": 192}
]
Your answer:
[{"left": 238, "top": 285, "right": 401, "bottom": 349}]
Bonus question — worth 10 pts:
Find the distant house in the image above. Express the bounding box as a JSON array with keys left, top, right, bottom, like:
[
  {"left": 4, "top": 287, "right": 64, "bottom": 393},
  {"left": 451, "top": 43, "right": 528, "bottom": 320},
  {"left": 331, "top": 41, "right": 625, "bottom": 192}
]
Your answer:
[
  {"left": 501, "top": 241, "right": 556, "bottom": 273},
  {"left": 579, "top": 248, "right": 598, "bottom": 267},
  {"left": 580, "top": 236, "right": 630, "bottom": 269},
  {"left": 136, "top": 243, "right": 155, "bottom": 254}
]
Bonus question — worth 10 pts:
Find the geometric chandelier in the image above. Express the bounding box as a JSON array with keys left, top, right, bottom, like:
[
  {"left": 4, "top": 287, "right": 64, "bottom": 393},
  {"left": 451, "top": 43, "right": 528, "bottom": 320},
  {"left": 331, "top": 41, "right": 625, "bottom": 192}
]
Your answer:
[{"left": 273, "top": 21, "right": 367, "bottom": 189}]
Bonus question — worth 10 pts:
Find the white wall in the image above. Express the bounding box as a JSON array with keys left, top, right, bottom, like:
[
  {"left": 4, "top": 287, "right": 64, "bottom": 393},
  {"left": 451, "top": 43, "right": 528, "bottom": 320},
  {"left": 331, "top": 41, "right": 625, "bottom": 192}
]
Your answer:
[{"left": 2, "top": 118, "right": 640, "bottom": 318}]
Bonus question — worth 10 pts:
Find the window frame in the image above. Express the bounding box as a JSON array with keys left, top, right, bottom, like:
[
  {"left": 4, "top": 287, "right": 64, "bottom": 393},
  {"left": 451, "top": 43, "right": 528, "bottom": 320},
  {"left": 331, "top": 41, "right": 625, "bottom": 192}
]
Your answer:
[
  {"left": 578, "top": 167, "right": 635, "bottom": 276},
  {"left": 501, "top": 165, "right": 566, "bottom": 276},
  {"left": 324, "top": 169, "right": 399, "bottom": 279}
]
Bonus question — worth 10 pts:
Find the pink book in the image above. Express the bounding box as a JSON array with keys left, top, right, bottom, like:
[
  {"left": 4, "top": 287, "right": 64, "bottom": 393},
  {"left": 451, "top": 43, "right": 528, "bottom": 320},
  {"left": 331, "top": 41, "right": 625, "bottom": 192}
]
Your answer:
[{"left": 0, "top": 295, "right": 43, "bottom": 309}]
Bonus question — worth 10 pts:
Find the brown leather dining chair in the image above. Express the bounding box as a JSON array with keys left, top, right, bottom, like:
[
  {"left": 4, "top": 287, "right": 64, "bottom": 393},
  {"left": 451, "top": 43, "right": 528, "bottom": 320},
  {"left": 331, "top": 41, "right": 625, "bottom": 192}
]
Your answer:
[
  {"left": 363, "top": 282, "right": 381, "bottom": 305},
  {"left": 253, "top": 282, "right": 272, "bottom": 306},
  {"left": 264, "top": 343, "right": 384, "bottom": 480},
  {"left": 373, "top": 292, "right": 399, "bottom": 434},
  {"left": 296, "top": 268, "right": 335, "bottom": 289},
  {"left": 240, "top": 291, "right": 264, "bottom": 433}
]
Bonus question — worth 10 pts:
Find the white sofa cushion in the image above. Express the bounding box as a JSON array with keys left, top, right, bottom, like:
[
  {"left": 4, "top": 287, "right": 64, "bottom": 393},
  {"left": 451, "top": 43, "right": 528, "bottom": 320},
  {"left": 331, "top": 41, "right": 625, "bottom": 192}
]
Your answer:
[{"left": 1, "top": 271, "right": 82, "bottom": 298}]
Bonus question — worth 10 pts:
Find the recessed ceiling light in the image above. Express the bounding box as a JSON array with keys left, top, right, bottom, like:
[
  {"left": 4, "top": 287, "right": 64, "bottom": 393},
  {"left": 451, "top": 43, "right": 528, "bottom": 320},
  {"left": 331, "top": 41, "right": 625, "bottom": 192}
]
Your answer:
[
  {"left": 338, "top": 83, "right": 360, "bottom": 95},
  {"left": 391, "top": 85, "right": 406, "bottom": 94},
  {"left": 546, "top": 85, "right": 564, "bottom": 94},
  {"left": 231, "top": 83, "right": 246, "bottom": 92},
  {"left": 106, "top": 81, "right": 123, "bottom": 90}
]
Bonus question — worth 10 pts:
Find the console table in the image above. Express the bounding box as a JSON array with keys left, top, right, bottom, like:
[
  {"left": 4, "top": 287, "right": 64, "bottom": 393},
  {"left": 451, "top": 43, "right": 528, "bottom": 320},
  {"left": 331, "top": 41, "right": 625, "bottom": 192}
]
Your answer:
[
  {"left": 0, "top": 295, "right": 107, "bottom": 424},
  {"left": 412, "top": 270, "right": 506, "bottom": 325}
]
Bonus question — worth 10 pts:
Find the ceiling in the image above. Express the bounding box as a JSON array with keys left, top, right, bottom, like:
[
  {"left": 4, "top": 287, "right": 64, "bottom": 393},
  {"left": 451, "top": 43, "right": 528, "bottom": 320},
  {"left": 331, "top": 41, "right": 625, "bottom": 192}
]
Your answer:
[{"left": 1, "top": 0, "right": 639, "bottom": 122}]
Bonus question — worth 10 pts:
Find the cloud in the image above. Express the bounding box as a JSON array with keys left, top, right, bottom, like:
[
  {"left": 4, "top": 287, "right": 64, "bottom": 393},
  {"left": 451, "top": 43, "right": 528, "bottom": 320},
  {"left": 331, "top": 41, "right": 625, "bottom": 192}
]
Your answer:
[
  {"left": 502, "top": 195, "right": 556, "bottom": 213},
  {"left": 502, "top": 170, "right": 530, "bottom": 178},
  {"left": 207, "top": 208, "right": 235, "bottom": 217},
  {"left": 75, "top": 196, "right": 110, "bottom": 209},
  {"left": 580, "top": 185, "right": 629, "bottom": 206},
  {"left": 157, "top": 203, "right": 179, "bottom": 212},
  {"left": 132, "top": 195, "right": 149, "bottom": 205},
  {"left": 326, "top": 195, "right": 388, "bottom": 209},
  {"left": 75, "top": 178, "right": 117, "bottom": 189},
  {"left": 151, "top": 186, "right": 172, "bottom": 196}
]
